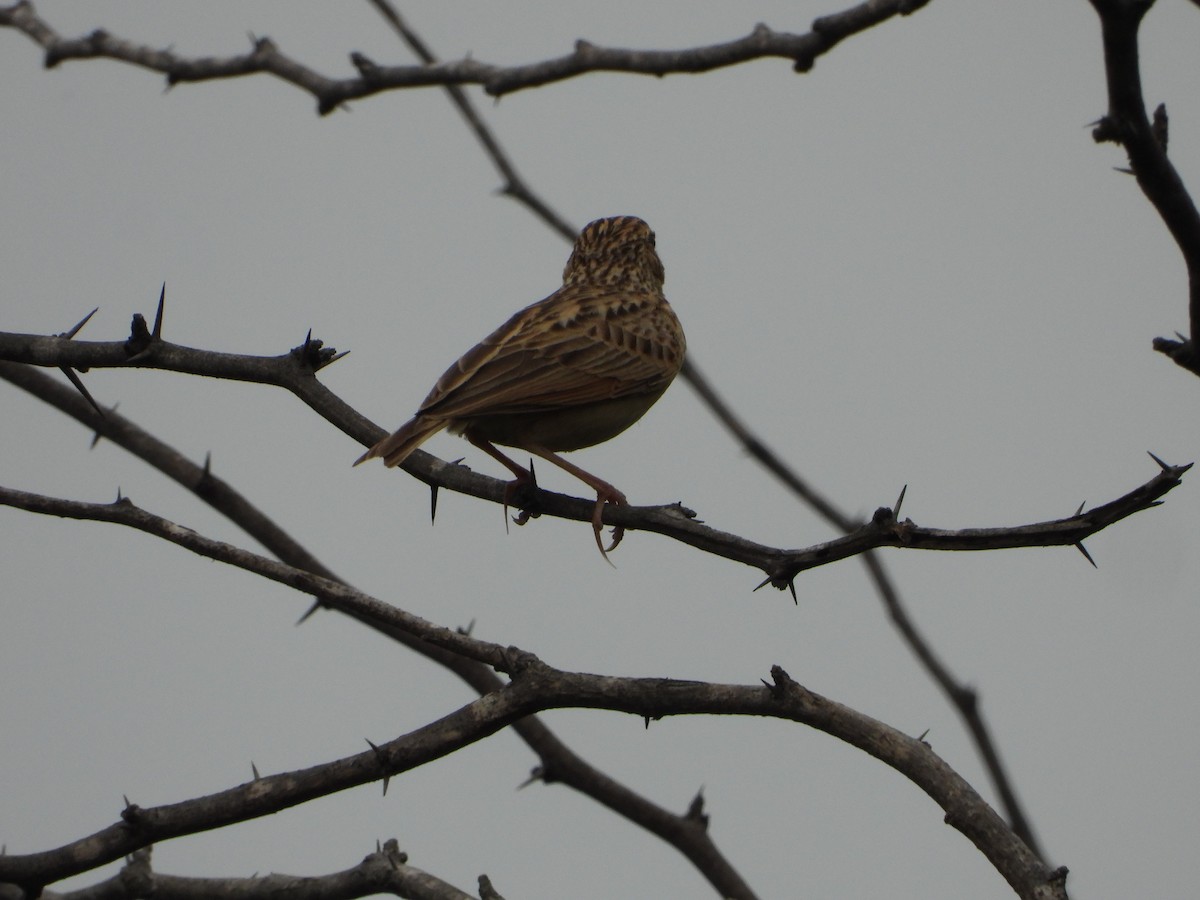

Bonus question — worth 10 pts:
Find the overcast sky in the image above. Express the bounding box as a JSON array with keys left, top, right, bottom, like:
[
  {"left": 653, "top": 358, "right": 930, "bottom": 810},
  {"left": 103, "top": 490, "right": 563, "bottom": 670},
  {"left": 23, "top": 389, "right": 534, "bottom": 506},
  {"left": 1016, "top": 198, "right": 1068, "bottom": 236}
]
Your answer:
[{"left": 3, "top": 2, "right": 1199, "bottom": 898}]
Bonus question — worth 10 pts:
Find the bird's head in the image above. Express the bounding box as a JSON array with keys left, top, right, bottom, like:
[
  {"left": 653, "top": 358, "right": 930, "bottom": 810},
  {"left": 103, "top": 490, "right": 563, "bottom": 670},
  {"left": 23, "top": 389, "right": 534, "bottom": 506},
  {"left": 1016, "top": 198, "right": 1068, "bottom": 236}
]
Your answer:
[{"left": 562, "top": 216, "right": 665, "bottom": 291}]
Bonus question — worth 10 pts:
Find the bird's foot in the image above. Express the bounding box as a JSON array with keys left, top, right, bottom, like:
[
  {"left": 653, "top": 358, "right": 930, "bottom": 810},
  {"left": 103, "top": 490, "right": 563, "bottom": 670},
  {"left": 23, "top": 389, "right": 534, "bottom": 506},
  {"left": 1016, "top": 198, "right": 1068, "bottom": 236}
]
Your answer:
[
  {"left": 504, "top": 461, "right": 542, "bottom": 531},
  {"left": 591, "top": 487, "right": 628, "bottom": 565}
]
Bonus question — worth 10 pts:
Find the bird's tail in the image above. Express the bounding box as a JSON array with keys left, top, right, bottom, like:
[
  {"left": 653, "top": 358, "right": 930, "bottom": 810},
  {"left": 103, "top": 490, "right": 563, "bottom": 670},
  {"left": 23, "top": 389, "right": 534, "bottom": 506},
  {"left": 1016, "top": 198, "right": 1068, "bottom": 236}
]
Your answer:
[{"left": 354, "top": 416, "right": 447, "bottom": 467}]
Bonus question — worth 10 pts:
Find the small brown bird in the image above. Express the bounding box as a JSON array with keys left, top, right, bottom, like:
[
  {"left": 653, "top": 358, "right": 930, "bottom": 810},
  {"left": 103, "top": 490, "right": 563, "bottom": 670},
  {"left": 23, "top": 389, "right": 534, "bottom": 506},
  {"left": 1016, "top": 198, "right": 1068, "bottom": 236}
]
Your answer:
[{"left": 355, "top": 215, "right": 686, "bottom": 558}]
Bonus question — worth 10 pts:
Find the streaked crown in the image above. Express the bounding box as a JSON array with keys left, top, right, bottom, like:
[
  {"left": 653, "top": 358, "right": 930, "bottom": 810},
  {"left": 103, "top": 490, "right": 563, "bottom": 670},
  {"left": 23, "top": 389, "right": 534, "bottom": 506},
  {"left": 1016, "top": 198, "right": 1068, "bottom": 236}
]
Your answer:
[{"left": 562, "top": 216, "right": 665, "bottom": 291}]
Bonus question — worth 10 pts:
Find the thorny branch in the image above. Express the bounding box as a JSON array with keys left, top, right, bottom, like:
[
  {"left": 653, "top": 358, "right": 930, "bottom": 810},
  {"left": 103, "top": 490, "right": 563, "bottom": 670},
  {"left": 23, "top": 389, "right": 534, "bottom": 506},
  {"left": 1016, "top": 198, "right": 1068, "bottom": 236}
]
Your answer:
[
  {"left": 0, "top": 0, "right": 931, "bottom": 112},
  {"left": 1086, "top": 0, "right": 1200, "bottom": 375},
  {"left": 358, "top": 0, "right": 1050, "bottom": 863},
  {"left": 0, "top": 329, "right": 1186, "bottom": 588},
  {"left": 0, "top": 490, "right": 1066, "bottom": 900},
  {"left": 363, "top": 0, "right": 576, "bottom": 241},
  {"left": 682, "top": 358, "right": 1049, "bottom": 855},
  {"left": 0, "top": 359, "right": 759, "bottom": 900}
]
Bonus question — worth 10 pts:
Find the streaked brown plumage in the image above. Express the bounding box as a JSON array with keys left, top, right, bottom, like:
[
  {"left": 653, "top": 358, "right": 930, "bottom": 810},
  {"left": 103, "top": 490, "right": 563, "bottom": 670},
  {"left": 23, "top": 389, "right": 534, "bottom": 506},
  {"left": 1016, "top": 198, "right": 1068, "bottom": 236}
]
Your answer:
[{"left": 355, "top": 215, "right": 686, "bottom": 558}]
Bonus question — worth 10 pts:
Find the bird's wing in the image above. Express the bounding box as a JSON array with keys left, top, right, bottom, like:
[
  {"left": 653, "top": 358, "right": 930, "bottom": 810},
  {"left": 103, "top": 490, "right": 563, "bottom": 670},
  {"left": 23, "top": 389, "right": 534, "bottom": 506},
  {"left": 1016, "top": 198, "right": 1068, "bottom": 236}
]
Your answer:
[{"left": 417, "top": 285, "right": 682, "bottom": 420}]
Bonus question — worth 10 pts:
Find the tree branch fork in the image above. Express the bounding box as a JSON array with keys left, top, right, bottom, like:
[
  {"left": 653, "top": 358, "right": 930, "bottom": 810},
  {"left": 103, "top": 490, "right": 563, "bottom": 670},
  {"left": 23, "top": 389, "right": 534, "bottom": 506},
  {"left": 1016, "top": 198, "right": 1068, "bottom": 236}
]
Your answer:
[{"left": 0, "top": 489, "right": 1060, "bottom": 900}]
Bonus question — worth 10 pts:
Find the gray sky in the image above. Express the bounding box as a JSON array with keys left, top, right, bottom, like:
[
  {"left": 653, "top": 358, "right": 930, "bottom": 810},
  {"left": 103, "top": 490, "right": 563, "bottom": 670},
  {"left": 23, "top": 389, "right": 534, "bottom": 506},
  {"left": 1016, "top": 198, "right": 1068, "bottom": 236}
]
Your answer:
[{"left": 3, "top": 2, "right": 1199, "bottom": 898}]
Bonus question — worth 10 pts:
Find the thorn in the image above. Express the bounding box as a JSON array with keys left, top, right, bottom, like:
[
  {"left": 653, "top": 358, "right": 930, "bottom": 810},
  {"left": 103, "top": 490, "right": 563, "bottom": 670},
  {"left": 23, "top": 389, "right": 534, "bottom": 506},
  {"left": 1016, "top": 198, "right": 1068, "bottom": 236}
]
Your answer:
[
  {"left": 89, "top": 403, "right": 118, "bottom": 448},
  {"left": 516, "top": 766, "right": 544, "bottom": 790},
  {"left": 61, "top": 306, "right": 99, "bottom": 339},
  {"left": 296, "top": 600, "right": 321, "bottom": 625},
  {"left": 894, "top": 484, "right": 908, "bottom": 517},
  {"left": 60, "top": 366, "right": 105, "bottom": 417},
  {"left": 115, "top": 486, "right": 124, "bottom": 502},
  {"left": 203, "top": 451, "right": 212, "bottom": 477},
  {"left": 304, "top": 327, "right": 313, "bottom": 347},
  {"left": 752, "top": 575, "right": 771, "bottom": 592},
  {"left": 430, "top": 484, "right": 439, "bottom": 524},
  {"left": 324, "top": 350, "right": 351, "bottom": 367},
  {"left": 251, "top": 761, "right": 260, "bottom": 780},
  {"left": 1147, "top": 450, "right": 1170, "bottom": 471},
  {"left": 643, "top": 716, "right": 651, "bottom": 730},
  {"left": 787, "top": 579, "right": 797, "bottom": 605},
  {"left": 366, "top": 739, "right": 390, "bottom": 796},
  {"left": 916, "top": 728, "right": 930, "bottom": 742},
  {"left": 152, "top": 284, "right": 165, "bottom": 340},
  {"left": 456, "top": 618, "right": 476, "bottom": 636},
  {"left": 1074, "top": 500, "right": 1086, "bottom": 516},
  {"left": 1074, "top": 542, "right": 1098, "bottom": 568}
]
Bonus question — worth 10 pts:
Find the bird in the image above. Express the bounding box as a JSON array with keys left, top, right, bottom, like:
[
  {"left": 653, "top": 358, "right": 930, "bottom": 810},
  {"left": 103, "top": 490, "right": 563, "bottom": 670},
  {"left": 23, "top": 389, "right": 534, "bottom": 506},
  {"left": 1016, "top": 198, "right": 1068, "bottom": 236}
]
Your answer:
[{"left": 355, "top": 215, "right": 686, "bottom": 559}]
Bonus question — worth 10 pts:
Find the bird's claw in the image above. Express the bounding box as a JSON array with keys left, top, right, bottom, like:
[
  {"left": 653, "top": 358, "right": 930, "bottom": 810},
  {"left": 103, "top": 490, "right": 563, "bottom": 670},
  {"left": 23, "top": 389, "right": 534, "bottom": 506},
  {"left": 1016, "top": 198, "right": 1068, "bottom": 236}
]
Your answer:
[
  {"left": 503, "top": 470, "right": 541, "bottom": 532},
  {"left": 591, "top": 495, "right": 627, "bottom": 565}
]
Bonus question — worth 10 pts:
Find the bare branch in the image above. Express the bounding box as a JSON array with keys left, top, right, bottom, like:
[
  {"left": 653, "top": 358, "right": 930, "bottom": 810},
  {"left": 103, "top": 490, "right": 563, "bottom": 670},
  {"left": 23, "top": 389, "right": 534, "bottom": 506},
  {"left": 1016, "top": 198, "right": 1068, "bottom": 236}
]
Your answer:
[
  {"left": 683, "top": 359, "right": 1048, "bottom": 857},
  {"left": 364, "top": 0, "right": 576, "bottom": 241},
  {"left": 35, "top": 842, "right": 475, "bottom": 900},
  {"left": 2, "top": 334, "right": 1185, "bottom": 584},
  {"left": 0, "top": 0, "right": 931, "bottom": 110},
  {"left": 1086, "top": 0, "right": 1200, "bottom": 375},
  {"left": 0, "top": 490, "right": 1063, "bottom": 899},
  {"left": 0, "top": 363, "right": 759, "bottom": 900}
]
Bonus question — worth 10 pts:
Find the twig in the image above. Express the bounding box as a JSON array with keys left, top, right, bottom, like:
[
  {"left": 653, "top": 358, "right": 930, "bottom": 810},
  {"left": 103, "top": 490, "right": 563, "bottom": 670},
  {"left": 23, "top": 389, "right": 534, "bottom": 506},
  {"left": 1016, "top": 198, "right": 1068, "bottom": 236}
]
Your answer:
[
  {"left": 0, "top": 0, "right": 932, "bottom": 110},
  {"left": 365, "top": 0, "right": 576, "bottom": 240},
  {"left": 1086, "top": 0, "right": 1200, "bottom": 375}
]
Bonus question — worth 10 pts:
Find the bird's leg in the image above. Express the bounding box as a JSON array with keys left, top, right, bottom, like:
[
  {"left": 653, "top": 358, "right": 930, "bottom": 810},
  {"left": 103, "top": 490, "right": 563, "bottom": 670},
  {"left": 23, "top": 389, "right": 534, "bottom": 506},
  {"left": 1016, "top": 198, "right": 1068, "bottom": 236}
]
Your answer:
[
  {"left": 468, "top": 436, "right": 540, "bottom": 529},
  {"left": 527, "top": 445, "right": 627, "bottom": 562}
]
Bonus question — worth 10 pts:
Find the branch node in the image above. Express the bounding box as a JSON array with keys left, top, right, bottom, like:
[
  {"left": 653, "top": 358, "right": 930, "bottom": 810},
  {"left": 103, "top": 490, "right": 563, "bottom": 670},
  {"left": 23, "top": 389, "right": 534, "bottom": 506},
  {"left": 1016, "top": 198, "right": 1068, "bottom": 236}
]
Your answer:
[
  {"left": 765, "top": 664, "right": 795, "bottom": 700},
  {"left": 350, "top": 51, "right": 380, "bottom": 79},
  {"left": 1048, "top": 866, "right": 1070, "bottom": 888},
  {"left": 289, "top": 332, "right": 341, "bottom": 371},
  {"left": 124, "top": 312, "right": 155, "bottom": 360},
  {"left": 478, "top": 874, "right": 505, "bottom": 900},
  {"left": 497, "top": 645, "right": 541, "bottom": 675}
]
